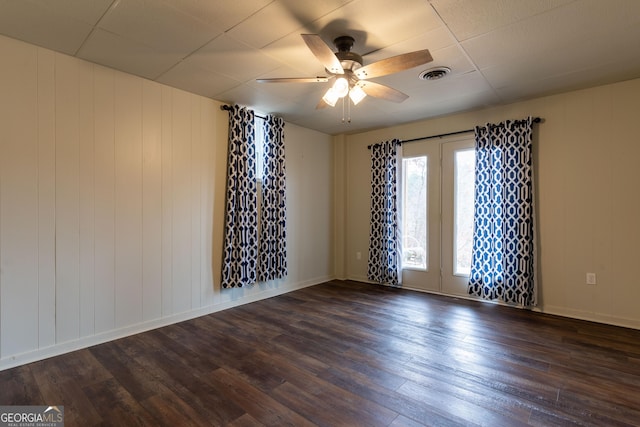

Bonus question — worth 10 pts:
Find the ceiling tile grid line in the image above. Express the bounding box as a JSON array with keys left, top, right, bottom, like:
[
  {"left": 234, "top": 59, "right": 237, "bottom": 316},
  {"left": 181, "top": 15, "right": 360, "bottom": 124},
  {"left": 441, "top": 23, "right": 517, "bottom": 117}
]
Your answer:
[
  {"left": 425, "top": 0, "right": 491, "bottom": 100},
  {"left": 72, "top": 0, "right": 120, "bottom": 56}
]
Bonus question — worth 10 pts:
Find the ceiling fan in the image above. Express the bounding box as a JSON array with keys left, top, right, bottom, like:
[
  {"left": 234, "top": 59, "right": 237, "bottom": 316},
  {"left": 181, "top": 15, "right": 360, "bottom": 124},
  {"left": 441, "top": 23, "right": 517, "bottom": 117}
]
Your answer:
[{"left": 257, "top": 34, "right": 433, "bottom": 109}]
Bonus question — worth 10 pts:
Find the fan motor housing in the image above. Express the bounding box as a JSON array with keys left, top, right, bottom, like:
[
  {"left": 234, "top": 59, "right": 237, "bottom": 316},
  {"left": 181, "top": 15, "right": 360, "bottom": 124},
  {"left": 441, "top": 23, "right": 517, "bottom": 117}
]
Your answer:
[
  {"left": 336, "top": 51, "right": 362, "bottom": 71},
  {"left": 333, "top": 36, "right": 362, "bottom": 71}
]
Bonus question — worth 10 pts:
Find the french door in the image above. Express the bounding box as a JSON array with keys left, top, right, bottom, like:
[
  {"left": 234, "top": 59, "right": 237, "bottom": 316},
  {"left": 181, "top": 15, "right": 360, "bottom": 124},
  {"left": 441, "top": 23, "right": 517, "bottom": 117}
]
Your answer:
[
  {"left": 441, "top": 137, "right": 475, "bottom": 296},
  {"left": 400, "top": 135, "right": 475, "bottom": 296}
]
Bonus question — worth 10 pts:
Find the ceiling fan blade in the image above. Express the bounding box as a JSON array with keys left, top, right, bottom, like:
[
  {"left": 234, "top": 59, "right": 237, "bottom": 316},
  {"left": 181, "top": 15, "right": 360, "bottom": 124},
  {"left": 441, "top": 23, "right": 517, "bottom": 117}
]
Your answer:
[
  {"left": 301, "top": 34, "right": 344, "bottom": 75},
  {"left": 256, "top": 77, "right": 329, "bottom": 83},
  {"left": 355, "top": 49, "right": 433, "bottom": 79},
  {"left": 357, "top": 80, "right": 409, "bottom": 103}
]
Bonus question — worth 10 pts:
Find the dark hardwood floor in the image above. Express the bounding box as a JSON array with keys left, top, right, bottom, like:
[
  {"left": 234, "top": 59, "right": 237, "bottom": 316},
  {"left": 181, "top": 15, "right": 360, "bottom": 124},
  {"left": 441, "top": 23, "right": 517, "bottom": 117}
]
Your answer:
[{"left": 2, "top": 280, "right": 640, "bottom": 426}]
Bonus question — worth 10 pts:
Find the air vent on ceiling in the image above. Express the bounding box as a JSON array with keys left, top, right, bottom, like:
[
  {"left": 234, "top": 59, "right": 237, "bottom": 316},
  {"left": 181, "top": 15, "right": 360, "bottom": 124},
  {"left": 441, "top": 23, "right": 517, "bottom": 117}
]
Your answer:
[{"left": 419, "top": 66, "right": 451, "bottom": 81}]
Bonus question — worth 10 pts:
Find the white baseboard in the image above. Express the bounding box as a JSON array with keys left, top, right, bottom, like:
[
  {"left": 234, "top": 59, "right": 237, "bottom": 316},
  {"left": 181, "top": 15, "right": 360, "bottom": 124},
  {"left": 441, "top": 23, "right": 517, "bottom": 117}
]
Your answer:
[
  {"left": 350, "top": 279, "right": 640, "bottom": 331},
  {"left": 346, "top": 274, "right": 372, "bottom": 283},
  {"left": 540, "top": 305, "right": 640, "bottom": 330},
  {"left": 0, "top": 276, "right": 332, "bottom": 372}
]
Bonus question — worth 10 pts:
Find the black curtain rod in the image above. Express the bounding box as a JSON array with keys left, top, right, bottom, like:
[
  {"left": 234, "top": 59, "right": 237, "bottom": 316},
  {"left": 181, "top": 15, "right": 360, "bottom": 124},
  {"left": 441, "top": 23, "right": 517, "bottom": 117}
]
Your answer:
[
  {"left": 367, "top": 117, "right": 542, "bottom": 149},
  {"left": 220, "top": 104, "right": 267, "bottom": 120}
]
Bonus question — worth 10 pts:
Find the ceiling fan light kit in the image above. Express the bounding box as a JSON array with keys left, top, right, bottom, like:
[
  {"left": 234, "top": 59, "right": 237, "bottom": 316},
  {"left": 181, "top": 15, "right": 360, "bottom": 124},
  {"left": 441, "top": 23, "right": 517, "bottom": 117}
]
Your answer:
[
  {"left": 322, "top": 87, "right": 340, "bottom": 107},
  {"left": 257, "top": 34, "right": 434, "bottom": 122},
  {"left": 322, "top": 76, "right": 355, "bottom": 107},
  {"left": 349, "top": 85, "right": 367, "bottom": 105},
  {"left": 333, "top": 77, "right": 350, "bottom": 97}
]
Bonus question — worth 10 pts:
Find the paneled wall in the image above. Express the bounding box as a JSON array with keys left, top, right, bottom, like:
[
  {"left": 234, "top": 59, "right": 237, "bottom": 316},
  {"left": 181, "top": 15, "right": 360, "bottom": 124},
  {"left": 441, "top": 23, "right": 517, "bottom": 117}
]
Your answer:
[{"left": 0, "top": 35, "right": 334, "bottom": 369}]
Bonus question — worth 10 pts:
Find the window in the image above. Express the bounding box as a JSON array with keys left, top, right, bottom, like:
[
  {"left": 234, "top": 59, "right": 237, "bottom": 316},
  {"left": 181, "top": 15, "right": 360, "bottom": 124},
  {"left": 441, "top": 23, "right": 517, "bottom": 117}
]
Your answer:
[
  {"left": 402, "top": 156, "right": 428, "bottom": 270},
  {"left": 254, "top": 116, "right": 265, "bottom": 180},
  {"left": 454, "top": 149, "right": 475, "bottom": 275}
]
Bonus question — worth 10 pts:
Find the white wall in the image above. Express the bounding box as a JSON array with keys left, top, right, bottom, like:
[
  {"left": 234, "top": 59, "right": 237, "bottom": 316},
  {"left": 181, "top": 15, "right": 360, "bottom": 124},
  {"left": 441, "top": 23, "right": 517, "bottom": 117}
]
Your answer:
[
  {"left": 0, "top": 35, "right": 334, "bottom": 370},
  {"left": 340, "top": 77, "right": 640, "bottom": 330}
]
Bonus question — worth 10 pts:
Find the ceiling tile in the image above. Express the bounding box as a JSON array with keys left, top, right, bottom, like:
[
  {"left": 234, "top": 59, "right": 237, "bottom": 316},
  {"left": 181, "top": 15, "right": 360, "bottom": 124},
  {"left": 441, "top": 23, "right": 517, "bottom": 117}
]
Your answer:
[
  {"left": 217, "top": 83, "right": 300, "bottom": 115},
  {"left": 229, "top": 0, "right": 356, "bottom": 49},
  {"left": 78, "top": 28, "right": 182, "bottom": 79},
  {"left": 391, "top": 70, "right": 499, "bottom": 112},
  {"left": 260, "top": 31, "right": 333, "bottom": 76},
  {"left": 227, "top": 1, "right": 307, "bottom": 49},
  {"left": 157, "top": 60, "right": 242, "bottom": 98},
  {"left": 309, "top": 0, "right": 442, "bottom": 53},
  {"left": 388, "top": 88, "right": 499, "bottom": 124},
  {"left": 429, "top": 0, "right": 575, "bottom": 41},
  {"left": 30, "top": 0, "right": 114, "bottom": 24},
  {"left": 462, "top": 0, "right": 640, "bottom": 71},
  {"left": 427, "top": 44, "right": 476, "bottom": 76},
  {"left": 360, "top": 26, "right": 456, "bottom": 65},
  {"left": 98, "top": 0, "right": 223, "bottom": 53},
  {"left": 158, "top": 0, "right": 272, "bottom": 31},
  {"left": 278, "top": 0, "right": 355, "bottom": 26},
  {"left": 464, "top": 0, "right": 640, "bottom": 100},
  {"left": 297, "top": 103, "right": 389, "bottom": 135},
  {"left": 372, "top": 44, "right": 476, "bottom": 98},
  {"left": 0, "top": 0, "right": 100, "bottom": 54},
  {"left": 494, "top": 55, "right": 640, "bottom": 103},
  {"left": 186, "top": 34, "right": 283, "bottom": 81}
]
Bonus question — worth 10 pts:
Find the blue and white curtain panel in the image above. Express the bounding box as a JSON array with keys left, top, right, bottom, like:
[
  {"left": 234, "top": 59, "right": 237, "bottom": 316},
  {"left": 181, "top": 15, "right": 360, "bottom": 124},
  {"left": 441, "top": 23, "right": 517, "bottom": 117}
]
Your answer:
[
  {"left": 468, "top": 117, "right": 536, "bottom": 306},
  {"left": 259, "top": 115, "right": 287, "bottom": 282},
  {"left": 221, "top": 105, "right": 258, "bottom": 288},
  {"left": 367, "top": 139, "right": 402, "bottom": 287}
]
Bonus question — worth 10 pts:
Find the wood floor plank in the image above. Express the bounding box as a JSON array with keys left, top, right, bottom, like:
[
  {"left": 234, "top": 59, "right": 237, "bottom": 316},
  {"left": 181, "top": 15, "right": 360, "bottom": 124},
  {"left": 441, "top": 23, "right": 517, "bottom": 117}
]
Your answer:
[
  {"left": 89, "top": 341, "right": 160, "bottom": 402},
  {"left": 122, "top": 330, "right": 247, "bottom": 425},
  {"left": 208, "top": 367, "right": 317, "bottom": 427},
  {"left": 319, "top": 365, "right": 469, "bottom": 426},
  {"left": 1, "top": 280, "right": 639, "bottom": 426},
  {"left": 54, "top": 348, "right": 112, "bottom": 387},
  {"left": 121, "top": 335, "right": 245, "bottom": 425},
  {"left": 140, "top": 392, "right": 213, "bottom": 426},
  {"left": 0, "top": 365, "right": 44, "bottom": 404},
  {"left": 30, "top": 357, "right": 104, "bottom": 426},
  {"left": 226, "top": 413, "right": 267, "bottom": 427},
  {"left": 396, "top": 379, "right": 530, "bottom": 427},
  {"left": 82, "top": 377, "right": 159, "bottom": 426},
  {"left": 555, "top": 386, "right": 640, "bottom": 426},
  {"left": 271, "top": 381, "right": 398, "bottom": 427}
]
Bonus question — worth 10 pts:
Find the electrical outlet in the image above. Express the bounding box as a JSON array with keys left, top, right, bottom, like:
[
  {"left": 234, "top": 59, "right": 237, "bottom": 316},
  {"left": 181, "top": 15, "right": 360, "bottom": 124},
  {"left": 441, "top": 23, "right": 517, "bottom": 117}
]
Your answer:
[
  {"left": 586, "top": 273, "right": 597, "bottom": 285},
  {"left": 356, "top": 252, "right": 362, "bottom": 260}
]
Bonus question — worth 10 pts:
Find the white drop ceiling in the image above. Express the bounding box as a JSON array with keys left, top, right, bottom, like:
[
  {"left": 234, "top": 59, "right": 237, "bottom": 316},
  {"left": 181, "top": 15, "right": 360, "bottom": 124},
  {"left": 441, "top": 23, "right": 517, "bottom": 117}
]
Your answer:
[{"left": 1, "top": 0, "right": 639, "bottom": 135}]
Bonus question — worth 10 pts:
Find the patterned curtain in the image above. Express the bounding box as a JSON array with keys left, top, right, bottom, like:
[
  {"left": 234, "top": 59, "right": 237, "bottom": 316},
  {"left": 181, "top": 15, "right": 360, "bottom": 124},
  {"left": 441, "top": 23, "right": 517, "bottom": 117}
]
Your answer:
[
  {"left": 367, "top": 139, "right": 402, "bottom": 287},
  {"left": 221, "top": 105, "right": 258, "bottom": 288},
  {"left": 258, "top": 115, "right": 287, "bottom": 282},
  {"left": 468, "top": 117, "right": 536, "bottom": 306}
]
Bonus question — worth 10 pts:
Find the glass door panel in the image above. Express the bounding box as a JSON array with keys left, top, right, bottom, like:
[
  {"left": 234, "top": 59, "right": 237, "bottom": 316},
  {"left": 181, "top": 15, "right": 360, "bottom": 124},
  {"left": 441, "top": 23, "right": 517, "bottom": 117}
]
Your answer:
[{"left": 442, "top": 137, "right": 475, "bottom": 296}]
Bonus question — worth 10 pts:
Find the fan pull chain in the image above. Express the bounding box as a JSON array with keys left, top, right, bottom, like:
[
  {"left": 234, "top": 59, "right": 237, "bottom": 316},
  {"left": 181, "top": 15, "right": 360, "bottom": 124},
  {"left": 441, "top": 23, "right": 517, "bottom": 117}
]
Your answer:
[{"left": 340, "top": 96, "right": 352, "bottom": 124}]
